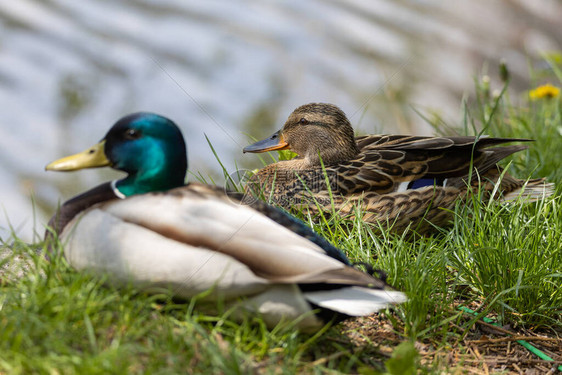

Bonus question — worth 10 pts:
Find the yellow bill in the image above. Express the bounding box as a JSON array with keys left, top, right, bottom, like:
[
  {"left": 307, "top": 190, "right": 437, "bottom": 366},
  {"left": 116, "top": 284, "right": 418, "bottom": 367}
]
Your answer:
[{"left": 45, "top": 140, "right": 110, "bottom": 171}]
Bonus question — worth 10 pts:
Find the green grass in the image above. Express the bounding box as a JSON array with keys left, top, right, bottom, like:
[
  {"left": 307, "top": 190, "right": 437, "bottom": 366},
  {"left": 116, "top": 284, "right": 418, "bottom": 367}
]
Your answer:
[{"left": 1, "top": 60, "right": 561, "bottom": 373}]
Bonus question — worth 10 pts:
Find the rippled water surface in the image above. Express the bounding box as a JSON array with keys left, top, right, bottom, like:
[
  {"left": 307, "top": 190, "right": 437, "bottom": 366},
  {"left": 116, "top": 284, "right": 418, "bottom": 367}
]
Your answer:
[{"left": 0, "top": 0, "right": 560, "bottom": 240}]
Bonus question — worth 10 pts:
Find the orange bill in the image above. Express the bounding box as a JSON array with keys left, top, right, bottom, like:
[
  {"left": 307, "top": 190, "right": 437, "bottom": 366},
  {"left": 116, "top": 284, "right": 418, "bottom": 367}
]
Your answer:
[{"left": 243, "top": 131, "right": 289, "bottom": 153}]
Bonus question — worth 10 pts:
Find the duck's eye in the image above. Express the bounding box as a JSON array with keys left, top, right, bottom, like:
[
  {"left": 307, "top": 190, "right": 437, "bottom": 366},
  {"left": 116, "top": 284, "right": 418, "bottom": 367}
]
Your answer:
[
  {"left": 124, "top": 129, "right": 141, "bottom": 140},
  {"left": 299, "top": 117, "right": 309, "bottom": 125}
]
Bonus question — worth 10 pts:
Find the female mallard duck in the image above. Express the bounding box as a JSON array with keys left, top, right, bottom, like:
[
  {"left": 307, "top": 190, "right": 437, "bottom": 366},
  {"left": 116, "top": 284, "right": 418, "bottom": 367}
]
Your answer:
[
  {"left": 45, "top": 112, "right": 405, "bottom": 331},
  {"left": 243, "top": 103, "right": 553, "bottom": 234}
]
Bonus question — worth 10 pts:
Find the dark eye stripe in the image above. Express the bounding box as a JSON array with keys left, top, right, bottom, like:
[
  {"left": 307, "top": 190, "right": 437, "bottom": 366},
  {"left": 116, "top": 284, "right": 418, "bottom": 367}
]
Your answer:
[{"left": 286, "top": 119, "right": 327, "bottom": 130}]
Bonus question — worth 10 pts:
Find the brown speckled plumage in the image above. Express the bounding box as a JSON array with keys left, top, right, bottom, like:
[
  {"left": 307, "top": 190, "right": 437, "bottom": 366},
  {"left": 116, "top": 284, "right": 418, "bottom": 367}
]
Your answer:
[{"left": 244, "top": 103, "right": 553, "bottom": 234}]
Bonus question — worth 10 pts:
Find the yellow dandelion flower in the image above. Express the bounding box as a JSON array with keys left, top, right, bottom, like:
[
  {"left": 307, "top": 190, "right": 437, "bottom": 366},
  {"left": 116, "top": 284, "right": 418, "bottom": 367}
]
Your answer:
[{"left": 529, "top": 83, "right": 560, "bottom": 99}]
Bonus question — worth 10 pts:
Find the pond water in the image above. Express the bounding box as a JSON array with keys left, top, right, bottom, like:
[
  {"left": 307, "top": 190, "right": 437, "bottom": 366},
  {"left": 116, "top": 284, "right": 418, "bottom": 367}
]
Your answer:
[{"left": 0, "top": 0, "right": 559, "bottom": 241}]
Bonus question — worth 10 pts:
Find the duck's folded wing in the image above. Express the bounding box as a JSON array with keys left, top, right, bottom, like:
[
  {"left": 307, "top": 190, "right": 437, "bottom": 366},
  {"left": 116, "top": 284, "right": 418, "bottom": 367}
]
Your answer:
[
  {"left": 62, "top": 207, "right": 271, "bottom": 298},
  {"left": 226, "top": 188, "right": 351, "bottom": 265},
  {"left": 75, "top": 185, "right": 381, "bottom": 287},
  {"left": 359, "top": 135, "right": 531, "bottom": 177},
  {"left": 339, "top": 135, "right": 532, "bottom": 194}
]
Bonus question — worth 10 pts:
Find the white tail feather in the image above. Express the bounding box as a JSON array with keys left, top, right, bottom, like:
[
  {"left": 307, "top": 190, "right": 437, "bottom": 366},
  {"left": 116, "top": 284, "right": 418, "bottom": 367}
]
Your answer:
[
  {"left": 500, "top": 182, "right": 555, "bottom": 203},
  {"left": 304, "top": 287, "right": 407, "bottom": 316}
]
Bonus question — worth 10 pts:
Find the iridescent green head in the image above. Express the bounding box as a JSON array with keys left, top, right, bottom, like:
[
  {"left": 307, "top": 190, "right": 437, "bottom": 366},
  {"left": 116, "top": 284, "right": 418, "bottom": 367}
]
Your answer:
[{"left": 46, "top": 112, "right": 188, "bottom": 197}]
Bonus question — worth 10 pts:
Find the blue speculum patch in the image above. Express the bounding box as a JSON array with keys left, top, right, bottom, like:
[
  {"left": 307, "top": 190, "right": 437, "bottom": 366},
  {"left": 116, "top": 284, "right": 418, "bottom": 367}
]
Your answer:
[{"left": 408, "top": 178, "right": 445, "bottom": 189}]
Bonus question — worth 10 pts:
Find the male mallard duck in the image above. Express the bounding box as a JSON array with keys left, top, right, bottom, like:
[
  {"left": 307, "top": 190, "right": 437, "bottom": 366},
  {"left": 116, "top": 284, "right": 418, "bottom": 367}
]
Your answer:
[
  {"left": 243, "top": 103, "right": 553, "bottom": 234},
  {"left": 45, "top": 112, "right": 405, "bottom": 331}
]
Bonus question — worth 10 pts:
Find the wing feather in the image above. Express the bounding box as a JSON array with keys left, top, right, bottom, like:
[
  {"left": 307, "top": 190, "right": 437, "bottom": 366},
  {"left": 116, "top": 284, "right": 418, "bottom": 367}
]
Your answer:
[{"left": 93, "top": 185, "right": 379, "bottom": 286}]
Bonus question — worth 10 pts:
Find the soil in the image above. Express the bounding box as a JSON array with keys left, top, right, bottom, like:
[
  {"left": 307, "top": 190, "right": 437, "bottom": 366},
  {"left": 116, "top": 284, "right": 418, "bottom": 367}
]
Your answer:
[{"left": 341, "top": 314, "right": 562, "bottom": 374}]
